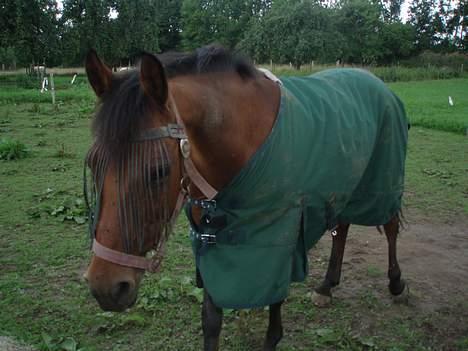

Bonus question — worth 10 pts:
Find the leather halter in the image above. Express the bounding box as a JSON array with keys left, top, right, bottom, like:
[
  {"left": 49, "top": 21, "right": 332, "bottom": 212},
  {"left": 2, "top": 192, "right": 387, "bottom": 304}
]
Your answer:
[{"left": 91, "top": 94, "right": 218, "bottom": 272}]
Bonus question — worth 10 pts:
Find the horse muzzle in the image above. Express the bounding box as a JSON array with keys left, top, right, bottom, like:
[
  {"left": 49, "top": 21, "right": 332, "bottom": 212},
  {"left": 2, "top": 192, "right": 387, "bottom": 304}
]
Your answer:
[{"left": 84, "top": 258, "right": 142, "bottom": 312}]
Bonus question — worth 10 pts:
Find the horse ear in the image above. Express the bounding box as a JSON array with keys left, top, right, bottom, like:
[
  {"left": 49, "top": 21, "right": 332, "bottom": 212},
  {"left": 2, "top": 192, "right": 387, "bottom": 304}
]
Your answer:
[
  {"left": 139, "top": 53, "right": 168, "bottom": 106},
  {"left": 85, "top": 49, "right": 112, "bottom": 97}
]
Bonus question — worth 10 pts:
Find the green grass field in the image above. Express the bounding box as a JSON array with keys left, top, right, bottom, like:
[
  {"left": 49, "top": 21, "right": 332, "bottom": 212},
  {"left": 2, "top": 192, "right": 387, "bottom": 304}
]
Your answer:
[
  {"left": 0, "top": 76, "right": 467, "bottom": 350},
  {"left": 390, "top": 79, "right": 468, "bottom": 134}
]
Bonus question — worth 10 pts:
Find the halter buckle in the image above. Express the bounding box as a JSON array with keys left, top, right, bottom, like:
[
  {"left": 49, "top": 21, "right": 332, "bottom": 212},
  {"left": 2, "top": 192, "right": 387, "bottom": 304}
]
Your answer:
[
  {"left": 168, "top": 124, "right": 186, "bottom": 139},
  {"left": 180, "top": 138, "right": 190, "bottom": 158}
]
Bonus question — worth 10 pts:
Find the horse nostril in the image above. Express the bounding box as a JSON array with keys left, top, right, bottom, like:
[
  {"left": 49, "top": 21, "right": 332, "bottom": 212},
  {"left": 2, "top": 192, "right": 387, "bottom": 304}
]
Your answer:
[{"left": 111, "top": 281, "right": 132, "bottom": 302}]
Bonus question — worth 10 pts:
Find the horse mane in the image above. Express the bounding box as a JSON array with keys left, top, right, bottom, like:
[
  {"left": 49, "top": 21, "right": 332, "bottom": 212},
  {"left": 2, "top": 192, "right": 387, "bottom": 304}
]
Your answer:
[
  {"left": 158, "top": 45, "right": 258, "bottom": 80},
  {"left": 91, "top": 45, "right": 257, "bottom": 151}
]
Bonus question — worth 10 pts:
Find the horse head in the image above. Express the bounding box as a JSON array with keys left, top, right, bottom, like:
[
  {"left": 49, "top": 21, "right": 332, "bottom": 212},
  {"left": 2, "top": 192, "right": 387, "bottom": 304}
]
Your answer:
[{"left": 83, "top": 50, "right": 184, "bottom": 311}]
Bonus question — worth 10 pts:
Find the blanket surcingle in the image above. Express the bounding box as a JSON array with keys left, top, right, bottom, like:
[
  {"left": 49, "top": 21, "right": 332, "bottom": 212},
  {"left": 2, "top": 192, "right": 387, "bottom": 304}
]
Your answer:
[{"left": 188, "top": 68, "right": 409, "bottom": 309}]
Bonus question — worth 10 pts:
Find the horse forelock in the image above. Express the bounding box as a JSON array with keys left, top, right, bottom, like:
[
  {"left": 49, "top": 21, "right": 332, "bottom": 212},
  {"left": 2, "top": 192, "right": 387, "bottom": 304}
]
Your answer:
[
  {"left": 92, "top": 71, "right": 153, "bottom": 155},
  {"left": 85, "top": 139, "right": 172, "bottom": 254}
]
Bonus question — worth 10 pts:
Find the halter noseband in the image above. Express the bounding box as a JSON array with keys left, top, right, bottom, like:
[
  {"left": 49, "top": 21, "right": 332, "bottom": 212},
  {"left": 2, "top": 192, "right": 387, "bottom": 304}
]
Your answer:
[{"left": 90, "top": 95, "right": 218, "bottom": 272}]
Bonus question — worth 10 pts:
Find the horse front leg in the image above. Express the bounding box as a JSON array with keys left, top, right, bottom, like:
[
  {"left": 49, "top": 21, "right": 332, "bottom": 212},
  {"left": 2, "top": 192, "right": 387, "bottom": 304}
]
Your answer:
[
  {"left": 202, "top": 290, "right": 223, "bottom": 351},
  {"left": 263, "top": 300, "right": 284, "bottom": 351},
  {"left": 384, "top": 215, "right": 407, "bottom": 298},
  {"left": 312, "top": 223, "right": 350, "bottom": 307}
]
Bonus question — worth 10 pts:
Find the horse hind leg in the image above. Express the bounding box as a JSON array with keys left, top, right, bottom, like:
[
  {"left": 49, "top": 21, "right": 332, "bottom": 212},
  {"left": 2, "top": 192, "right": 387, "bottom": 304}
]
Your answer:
[
  {"left": 312, "top": 223, "right": 350, "bottom": 307},
  {"left": 263, "top": 300, "right": 284, "bottom": 351},
  {"left": 384, "top": 214, "right": 407, "bottom": 298}
]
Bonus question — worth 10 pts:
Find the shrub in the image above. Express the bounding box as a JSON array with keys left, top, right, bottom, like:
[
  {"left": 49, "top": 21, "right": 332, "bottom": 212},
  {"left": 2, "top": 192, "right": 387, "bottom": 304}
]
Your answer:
[
  {"left": 16, "top": 74, "right": 39, "bottom": 89},
  {"left": 402, "top": 51, "right": 468, "bottom": 71},
  {"left": 270, "top": 64, "right": 464, "bottom": 82},
  {"left": 0, "top": 138, "right": 29, "bottom": 160},
  {"left": 371, "top": 66, "right": 461, "bottom": 82}
]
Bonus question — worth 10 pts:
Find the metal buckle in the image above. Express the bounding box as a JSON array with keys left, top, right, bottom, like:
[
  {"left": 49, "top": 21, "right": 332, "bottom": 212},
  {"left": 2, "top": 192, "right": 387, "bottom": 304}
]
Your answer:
[
  {"left": 191, "top": 199, "right": 217, "bottom": 210},
  {"left": 168, "top": 124, "right": 186, "bottom": 139},
  {"left": 200, "top": 233, "right": 216, "bottom": 245},
  {"left": 180, "top": 138, "right": 190, "bottom": 158},
  {"left": 190, "top": 228, "right": 217, "bottom": 246}
]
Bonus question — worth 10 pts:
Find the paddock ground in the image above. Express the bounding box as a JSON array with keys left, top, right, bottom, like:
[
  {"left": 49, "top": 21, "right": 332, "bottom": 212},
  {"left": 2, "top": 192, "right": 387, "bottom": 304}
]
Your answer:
[{"left": 0, "top": 77, "right": 467, "bottom": 350}]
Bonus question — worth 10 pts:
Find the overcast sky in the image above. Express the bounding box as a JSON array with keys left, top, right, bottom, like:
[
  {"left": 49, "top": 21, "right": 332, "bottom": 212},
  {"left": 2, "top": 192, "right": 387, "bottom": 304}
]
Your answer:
[{"left": 401, "top": 0, "right": 410, "bottom": 22}]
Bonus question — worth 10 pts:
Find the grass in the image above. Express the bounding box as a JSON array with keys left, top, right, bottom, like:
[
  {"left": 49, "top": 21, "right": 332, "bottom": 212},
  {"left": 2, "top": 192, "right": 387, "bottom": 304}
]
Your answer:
[
  {"left": 389, "top": 79, "right": 468, "bottom": 134},
  {"left": 268, "top": 68, "right": 468, "bottom": 135},
  {"left": 0, "top": 73, "right": 93, "bottom": 105},
  {"left": 0, "top": 85, "right": 93, "bottom": 104},
  {"left": 0, "top": 138, "right": 28, "bottom": 160},
  {"left": 0, "top": 76, "right": 467, "bottom": 350}
]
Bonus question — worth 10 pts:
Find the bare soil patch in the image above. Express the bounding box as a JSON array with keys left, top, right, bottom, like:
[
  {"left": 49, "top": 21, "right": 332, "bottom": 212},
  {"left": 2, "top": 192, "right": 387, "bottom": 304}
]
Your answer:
[{"left": 308, "top": 212, "right": 468, "bottom": 349}]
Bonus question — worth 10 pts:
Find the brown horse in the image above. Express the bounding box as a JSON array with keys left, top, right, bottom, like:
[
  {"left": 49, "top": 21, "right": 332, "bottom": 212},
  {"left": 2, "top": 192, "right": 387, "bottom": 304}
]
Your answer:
[{"left": 83, "top": 45, "right": 407, "bottom": 351}]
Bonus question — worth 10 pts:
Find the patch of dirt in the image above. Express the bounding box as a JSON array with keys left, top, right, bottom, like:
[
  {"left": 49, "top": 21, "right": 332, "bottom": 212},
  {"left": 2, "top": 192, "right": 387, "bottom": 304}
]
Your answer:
[
  {"left": 309, "top": 212, "right": 468, "bottom": 349},
  {"left": 0, "top": 337, "right": 36, "bottom": 351}
]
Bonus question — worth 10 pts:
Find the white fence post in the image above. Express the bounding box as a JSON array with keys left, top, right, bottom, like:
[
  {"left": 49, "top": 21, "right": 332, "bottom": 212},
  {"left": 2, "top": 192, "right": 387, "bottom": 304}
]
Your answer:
[{"left": 50, "top": 73, "right": 55, "bottom": 105}]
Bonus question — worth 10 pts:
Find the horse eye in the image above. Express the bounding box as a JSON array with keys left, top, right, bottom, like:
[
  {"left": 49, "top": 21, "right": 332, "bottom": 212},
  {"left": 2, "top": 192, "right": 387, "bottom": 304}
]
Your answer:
[{"left": 150, "top": 165, "right": 169, "bottom": 184}]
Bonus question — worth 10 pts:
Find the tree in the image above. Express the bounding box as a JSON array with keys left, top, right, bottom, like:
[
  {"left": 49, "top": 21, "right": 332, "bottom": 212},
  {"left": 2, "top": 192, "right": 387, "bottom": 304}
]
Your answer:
[
  {"left": 240, "top": 1, "right": 345, "bottom": 68},
  {"left": 0, "top": 46, "right": 17, "bottom": 69},
  {"left": 180, "top": 0, "right": 265, "bottom": 51},
  {"left": 446, "top": 0, "right": 467, "bottom": 52},
  {"left": 61, "top": 0, "right": 115, "bottom": 65},
  {"left": 157, "top": 0, "right": 183, "bottom": 51},
  {"left": 379, "top": 0, "right": 404, "bottom": 22},
  {"left": 3, "top": 0, "right": 61, "bottom": 67},
  {"left": 379, "top": 22, "right": 415, "bottom": 63},
  {"left": 113, "top": 0, "right": 160, "bottom": 61},
  {"left": 408, "top": 0, "right": 438, "bottom": 52},
  {"left": 336, "top": 0, "right": 384, "bottom": 64}
]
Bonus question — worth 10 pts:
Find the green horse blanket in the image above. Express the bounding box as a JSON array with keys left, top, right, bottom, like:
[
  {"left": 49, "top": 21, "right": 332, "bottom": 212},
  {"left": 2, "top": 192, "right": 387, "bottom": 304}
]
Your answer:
[{"left": 188, "top": 68, "right": 408, "bottom": 309}]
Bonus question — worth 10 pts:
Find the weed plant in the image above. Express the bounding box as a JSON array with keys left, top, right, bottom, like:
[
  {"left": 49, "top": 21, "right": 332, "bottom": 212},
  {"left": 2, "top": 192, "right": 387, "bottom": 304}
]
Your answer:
[{"left": 0, "top": 138, "right": 28, "bottom": 160}]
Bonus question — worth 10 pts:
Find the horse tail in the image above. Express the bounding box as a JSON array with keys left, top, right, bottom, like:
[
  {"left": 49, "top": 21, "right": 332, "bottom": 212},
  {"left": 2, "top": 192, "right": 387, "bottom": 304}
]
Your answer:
[{"left": 376, "top": 209, "right": 406, "bottom": 234}]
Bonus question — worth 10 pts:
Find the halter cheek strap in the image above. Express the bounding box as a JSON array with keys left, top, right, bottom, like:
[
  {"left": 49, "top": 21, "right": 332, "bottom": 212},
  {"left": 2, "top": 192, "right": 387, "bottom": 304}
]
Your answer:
[
  {"left": 169, "top": 95, "right": 218, "bottom": 200},
  {"left": 91, "top": 94, "right": 218, "bottom": 272}
]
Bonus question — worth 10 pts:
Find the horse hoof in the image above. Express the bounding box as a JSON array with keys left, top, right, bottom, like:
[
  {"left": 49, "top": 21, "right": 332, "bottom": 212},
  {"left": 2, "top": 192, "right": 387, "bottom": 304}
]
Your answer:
[
  {"left": 312, "top": 291, "right": 332, "bottom": 307},
  {"left": 389, "top": 277, "right": 407, "bottom": 295},
  {"left": 392, "top": 283, "right": 409, "bottom": 304}
]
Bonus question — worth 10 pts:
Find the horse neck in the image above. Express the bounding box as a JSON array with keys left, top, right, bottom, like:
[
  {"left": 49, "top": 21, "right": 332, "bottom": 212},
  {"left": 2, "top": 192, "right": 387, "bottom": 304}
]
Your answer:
[{"left": 169, "top": 72, "right": 281, "bottom": 197}]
